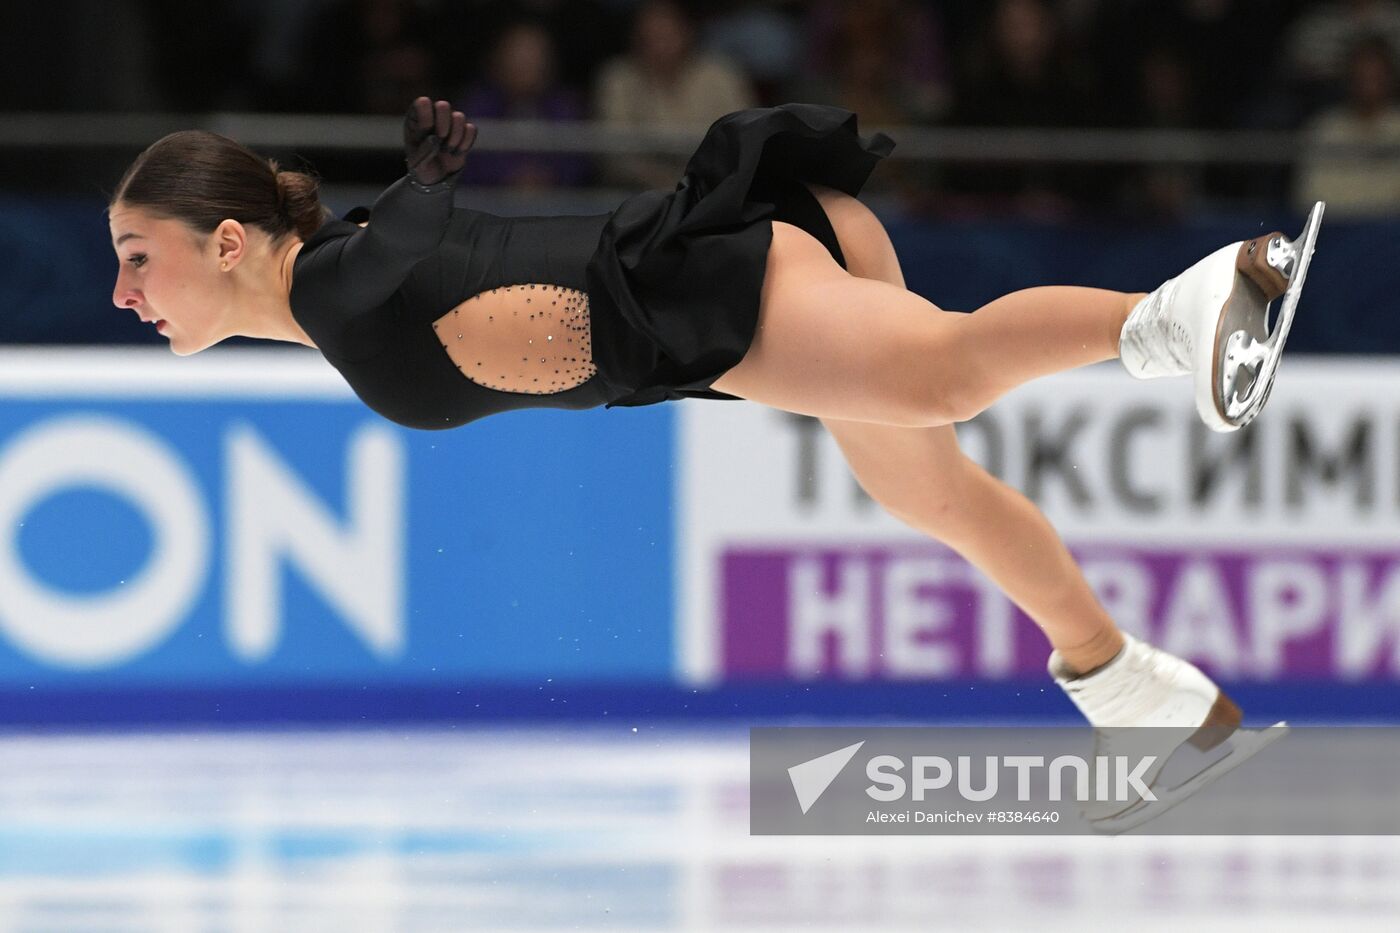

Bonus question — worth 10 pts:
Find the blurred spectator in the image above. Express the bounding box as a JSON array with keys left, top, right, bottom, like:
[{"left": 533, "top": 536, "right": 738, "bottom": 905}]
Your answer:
[
  {"left": 278, "top": 0, "right": 438, "bottom": 114},
  {"left": 792, "top": 0, "right": 951, "bottom": 124},
  {"left": 1294, "top": 34, "right": 1400, "bottom": 216},
  {"left": 243, "top": 0, "right": 333, "bottom": 111},
  {"left": 1085, "top": 0, "right": 1305, "bottom": 213},
  {"left": 700, "top": 1, "right": 805, "bottom": 105},
  {"left": 1136, "top": 45, "right": 1197, "bottom": 128},
  {"left": 433, "top": 1, "right": 629, "bottom": 98},
  {"left": 782, "top": 0, "right": 950, "bottom": 209},
  {"left": 1115, "top": 44, "right": 1205, "bottom": 221},
  {"left": 1288, "top": 0, "right": 1400, "bottom": 88},
  {"left": 595, "top": 0, "right": 756, "bottom": 189},
  {"left": 944, "top": 0, "right": 1101, "bottom": 219},
  {"left": 1089, "top": 0, "right": 1297, "bottom": 130},
  {"left": 952, "top": 0, "right": 1097, "bottom": 128},
  {"left": 453, "top": 21, "right": 592, "bottom": 189}
]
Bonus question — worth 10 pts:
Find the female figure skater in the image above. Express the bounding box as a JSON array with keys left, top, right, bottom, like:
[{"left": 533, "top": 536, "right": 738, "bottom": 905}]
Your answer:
[{"left": 108, "top": 98, "right": 1316, "bottom": 830}]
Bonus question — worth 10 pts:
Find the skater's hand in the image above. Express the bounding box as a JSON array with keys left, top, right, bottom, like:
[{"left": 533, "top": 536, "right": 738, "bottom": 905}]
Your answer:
[{"left": 403, "top": 96, "right": 477, "bottom": 188}]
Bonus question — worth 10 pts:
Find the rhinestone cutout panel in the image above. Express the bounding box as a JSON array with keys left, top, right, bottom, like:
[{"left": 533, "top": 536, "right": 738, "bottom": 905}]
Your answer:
[{"left": 431, "top": 284, "right": 596, "bottom": 395}]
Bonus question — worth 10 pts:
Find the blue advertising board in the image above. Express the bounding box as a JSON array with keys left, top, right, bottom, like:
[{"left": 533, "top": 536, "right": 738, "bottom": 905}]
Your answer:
[{"left": 0, "top": 349, "right": 674, "bottom": 700}]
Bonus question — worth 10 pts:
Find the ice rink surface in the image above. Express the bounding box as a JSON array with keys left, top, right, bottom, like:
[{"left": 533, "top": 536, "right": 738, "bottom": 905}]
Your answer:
[{"left": 0, "top": 726, "right": 1394, "bottom": 932}]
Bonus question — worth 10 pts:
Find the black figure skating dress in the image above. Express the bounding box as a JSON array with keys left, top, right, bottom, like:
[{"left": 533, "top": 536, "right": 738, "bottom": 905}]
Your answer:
[{"left": 290, "top": 104, "right": 895, "bottom": 430}]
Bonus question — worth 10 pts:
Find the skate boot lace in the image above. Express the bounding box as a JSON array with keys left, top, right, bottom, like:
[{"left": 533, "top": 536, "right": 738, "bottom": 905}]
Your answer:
[{"left": 1124, "top": 277, "right": 1192, "bottom": 374}]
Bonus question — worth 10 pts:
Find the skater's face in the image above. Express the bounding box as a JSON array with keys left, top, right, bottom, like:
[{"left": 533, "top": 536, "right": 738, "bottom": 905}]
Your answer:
[{"left": 108, "top": 203, "right": 242, "bottom": 356}]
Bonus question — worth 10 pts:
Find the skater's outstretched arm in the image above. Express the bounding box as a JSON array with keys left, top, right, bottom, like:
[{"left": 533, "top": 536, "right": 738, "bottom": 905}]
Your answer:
[{"left": 293, "top": 98, "right": 477, "bottom": 316}]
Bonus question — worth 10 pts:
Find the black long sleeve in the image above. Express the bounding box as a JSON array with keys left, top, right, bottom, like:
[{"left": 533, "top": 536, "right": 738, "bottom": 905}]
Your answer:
[{"left": 291, "top": 175, "right": 454, "bottom": 319}]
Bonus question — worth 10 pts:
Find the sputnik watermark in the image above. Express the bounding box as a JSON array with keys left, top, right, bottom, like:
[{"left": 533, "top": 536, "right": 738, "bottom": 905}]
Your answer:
[
  {"left": 751, "top": 726, "right": 1329, "bottom": 835},
  {"left": 787, "top": 744, "right": 1155, "bottom": 813},
  {"left": 863, "top": 754, "right": 1157, "bottom": 803}
]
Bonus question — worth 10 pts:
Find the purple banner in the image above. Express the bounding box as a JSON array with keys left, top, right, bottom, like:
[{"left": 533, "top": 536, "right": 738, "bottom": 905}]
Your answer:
[{"left": 720, "top": 544, "right": 1400, "bottom": 681}]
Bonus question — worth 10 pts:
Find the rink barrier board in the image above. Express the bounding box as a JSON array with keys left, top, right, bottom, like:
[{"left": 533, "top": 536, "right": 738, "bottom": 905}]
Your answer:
[
  {"left": 1, "top": 350, "right": 1398, "bottom": 723},
  {"left": 0, "top": 681, "right": 1390, "bottom": 729}
]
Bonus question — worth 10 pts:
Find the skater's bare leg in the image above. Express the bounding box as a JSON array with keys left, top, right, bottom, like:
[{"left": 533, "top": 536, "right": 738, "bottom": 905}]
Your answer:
[
  {"left": 825, "top": 420, "right": 1124, "bottom": 674},
  {"left": 914, "top": 458, "right": 1127, "bottom": 676},
  {"left": 797, "top": 184, "right": 1123, "bottom": 675},
  {"left": 709, "top": 219, "right": 1148, "bottom": 427},
  {"left": 770, "top": 190, "right": 1301, "bottom": 828}
]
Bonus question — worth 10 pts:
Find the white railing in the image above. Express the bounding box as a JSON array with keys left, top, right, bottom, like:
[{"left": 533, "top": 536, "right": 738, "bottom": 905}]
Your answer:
[{"left": 2, "top": 111, "right": 1395, "bottom": 166}]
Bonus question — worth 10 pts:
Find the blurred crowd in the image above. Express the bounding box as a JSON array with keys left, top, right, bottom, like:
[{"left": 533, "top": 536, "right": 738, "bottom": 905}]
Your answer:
[{"left": 4, "top": 0, "right": 1400, "bottom": 219}]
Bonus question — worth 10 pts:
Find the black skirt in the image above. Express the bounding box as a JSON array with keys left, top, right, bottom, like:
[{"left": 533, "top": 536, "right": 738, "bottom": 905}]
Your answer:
[{"left": 584, "top": 103, "right": 896, "bottom": 409}]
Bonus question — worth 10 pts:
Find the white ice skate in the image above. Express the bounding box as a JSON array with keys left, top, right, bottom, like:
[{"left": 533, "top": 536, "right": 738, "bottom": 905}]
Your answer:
[
  {"left": 1119, "top": 201, "right": 1325, "bottom": 433},
  {"left": 1048, "top": 632, "right": 1290, "bottom": 835}
]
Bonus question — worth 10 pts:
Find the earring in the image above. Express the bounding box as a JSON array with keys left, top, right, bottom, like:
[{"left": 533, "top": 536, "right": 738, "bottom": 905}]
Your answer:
[{"left": 221, "top": 262, "right": 228, "bottom": 270}]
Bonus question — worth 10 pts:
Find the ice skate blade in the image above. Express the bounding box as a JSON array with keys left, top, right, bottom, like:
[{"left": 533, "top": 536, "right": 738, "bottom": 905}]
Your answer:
[
  {"left": 1086, "top": 721, "right": 1291, "bottom": 835},
  {"left": 1208, "top": 204, "right": 1325, "bottom": 430},
  {"left": 1197, "top": 201, "right": 1324, "bottom": 433}
]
